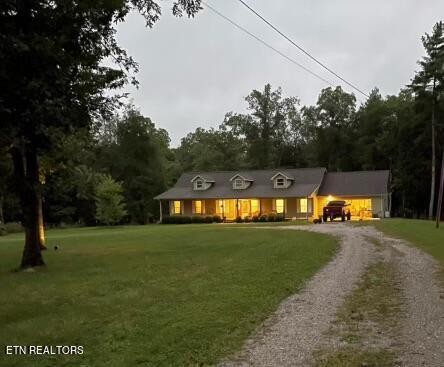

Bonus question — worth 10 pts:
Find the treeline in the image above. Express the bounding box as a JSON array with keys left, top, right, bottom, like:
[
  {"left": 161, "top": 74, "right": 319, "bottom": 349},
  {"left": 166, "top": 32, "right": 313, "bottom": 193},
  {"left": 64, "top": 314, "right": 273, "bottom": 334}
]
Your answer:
[{"left": 0, "top": 22, "right": 443, "bottom": 226}]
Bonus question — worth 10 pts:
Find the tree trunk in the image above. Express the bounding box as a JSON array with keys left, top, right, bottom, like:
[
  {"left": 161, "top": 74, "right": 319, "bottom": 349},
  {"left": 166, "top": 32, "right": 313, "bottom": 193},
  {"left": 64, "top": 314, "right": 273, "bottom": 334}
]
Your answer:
[
  {"left": 11, "top": 147, "right": 45, "bottom": 268},
  {"left": 37, "top": 190, "right": 47, "bottom": 250},
  {"left": 428, "top": 79, "right": 437, "bottom": 219},
  {"left": 436, "top": 151, "right": 444, "bottom": 228},
  {"left": 0, "top": 194, "right": 4, "bottom": 224}
]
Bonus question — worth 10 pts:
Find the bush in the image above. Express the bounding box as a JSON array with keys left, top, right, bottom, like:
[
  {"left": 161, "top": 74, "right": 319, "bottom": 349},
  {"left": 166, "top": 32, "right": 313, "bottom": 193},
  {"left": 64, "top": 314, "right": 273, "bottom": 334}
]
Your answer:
[
  {"left": 275, "top": 214, "right": 285, "bottom": 222},
  {"left": 235, "top": 216, "right": 243, "bottom": 223},
  {"left": 0, "top": 224, "right": 6, "bottom": 236},
  {"left": 252, "top": 215, "right": 259, "bottom": 222},
  {"left": 162, "top": 215, "right": 192, "bottom": 224},
  {"left": 259, "top": 215, "right": 267, "bottom": 222},
  {"left": 0, "top": 222, "right": 23, "bottom": 235},
  {"left": 267, "top": 214, "right": 276, "bottom": 222},
  {"left": 191, "top": 215, "right": 205, "bottom": 223},
  {"left": 244, "top": 216, "right": 252, "bottom": 223},
  {"left": 204, "top": 216, "right": 213, "bottom": 223},
  {"left": 213, "top": 215, "right": 222, "bottom": 223}
]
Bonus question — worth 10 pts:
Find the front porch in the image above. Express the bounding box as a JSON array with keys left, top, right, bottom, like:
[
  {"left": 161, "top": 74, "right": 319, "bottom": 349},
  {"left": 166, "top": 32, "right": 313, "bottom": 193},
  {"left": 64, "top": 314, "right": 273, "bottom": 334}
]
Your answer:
[{"left": 166, "top": 198, "right": 314, "bottom": 221}]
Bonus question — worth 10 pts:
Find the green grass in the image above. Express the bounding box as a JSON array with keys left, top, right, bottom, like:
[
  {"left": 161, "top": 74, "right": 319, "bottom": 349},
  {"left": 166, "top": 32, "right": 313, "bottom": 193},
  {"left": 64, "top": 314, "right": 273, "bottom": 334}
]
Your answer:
[
  {"left": 0, "top": 225, "right": 336, "bottom": 367},
  {"left": 316, "top": 348, "right": 396, "bottom": 367},
  {"left": 315, "top": 260, "right": 401, "bottom": 367},
  {"left": 374, "top": 218, "right": 444, "bottom": 266}
]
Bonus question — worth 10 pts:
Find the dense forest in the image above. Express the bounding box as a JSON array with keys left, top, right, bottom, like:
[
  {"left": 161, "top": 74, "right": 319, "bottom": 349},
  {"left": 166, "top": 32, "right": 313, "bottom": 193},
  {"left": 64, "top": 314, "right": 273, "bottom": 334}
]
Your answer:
[
  {"left": 0, "top": 22, "right": 444, "bottom": 225},
  {"left": 0, "top": 20, "right": 443, "bottom": 229}
]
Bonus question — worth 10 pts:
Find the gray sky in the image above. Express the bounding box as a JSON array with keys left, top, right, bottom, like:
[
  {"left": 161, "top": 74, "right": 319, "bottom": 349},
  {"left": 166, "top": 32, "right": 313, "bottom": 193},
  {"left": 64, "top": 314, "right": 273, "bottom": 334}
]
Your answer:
[{"left": 115, "top": 0, "right": 444, "bottom": 146}]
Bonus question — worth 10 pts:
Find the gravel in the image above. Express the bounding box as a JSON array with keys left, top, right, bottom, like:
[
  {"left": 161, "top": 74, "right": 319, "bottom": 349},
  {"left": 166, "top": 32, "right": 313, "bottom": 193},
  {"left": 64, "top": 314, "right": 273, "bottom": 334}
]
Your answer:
[
  {"left": 220, "top": 224, "right": 377, "bottom": 366},
  {"left": 219, "top": 223, "right": 444, "bottom": 367},
  {"left": 360, "top": 226, "right": 444, "bottom": 367}
]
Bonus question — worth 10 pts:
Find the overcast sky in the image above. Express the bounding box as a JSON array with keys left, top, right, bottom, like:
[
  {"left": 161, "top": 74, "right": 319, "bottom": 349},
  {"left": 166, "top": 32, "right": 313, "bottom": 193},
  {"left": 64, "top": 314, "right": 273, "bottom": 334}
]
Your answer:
[{"left": 115, "top": 0, "right": 444, "bottom": 146}]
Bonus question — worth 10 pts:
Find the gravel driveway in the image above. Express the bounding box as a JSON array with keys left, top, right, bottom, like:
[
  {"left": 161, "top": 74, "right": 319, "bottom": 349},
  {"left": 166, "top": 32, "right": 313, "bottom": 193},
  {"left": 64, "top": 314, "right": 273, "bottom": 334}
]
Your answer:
[{"left": 219, "top": 223, "right": 444, "bottom": 367}]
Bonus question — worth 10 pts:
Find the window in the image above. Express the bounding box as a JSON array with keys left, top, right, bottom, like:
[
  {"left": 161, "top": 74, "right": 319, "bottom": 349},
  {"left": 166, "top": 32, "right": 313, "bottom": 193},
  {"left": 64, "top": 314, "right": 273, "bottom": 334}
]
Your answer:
[
  {"left": 300, "top": 198, "right": 307, "bottom": 213},
  {"left": 275, "top": 199, "right": 285, "bottom": 214},
  {"left": 172, "top": 201, "right": 181, "bottom": 214},
  {"left": 195, "top": 180, "right": 203, "bottom": 189},
  {"left": 276, "top": 177, "right": 286, "bottom": 187},
  {"left": 193, "top": 200, "right": 203, "bottom": 214},
  {"left": 251, "top": 199, "right": 259, "bottom": 214},
  {"left": 234, "top": 178, "right": 243, "bottom": 189}
]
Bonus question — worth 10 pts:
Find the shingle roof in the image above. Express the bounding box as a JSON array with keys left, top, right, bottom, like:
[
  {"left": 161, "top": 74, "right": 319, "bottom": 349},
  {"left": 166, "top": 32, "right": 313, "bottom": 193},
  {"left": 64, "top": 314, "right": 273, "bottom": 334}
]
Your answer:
[
  {"left": 317, "top": 170, "right": 390, "bottom": 196},
  {"left": 155, "top": 168, "right": 326, "bottom": 200}
]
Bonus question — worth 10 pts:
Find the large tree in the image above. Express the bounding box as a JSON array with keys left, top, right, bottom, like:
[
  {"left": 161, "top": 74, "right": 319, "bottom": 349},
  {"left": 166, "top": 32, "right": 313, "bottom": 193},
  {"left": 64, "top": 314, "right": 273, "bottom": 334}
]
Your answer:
[
  {"left": 224, "top": 84, "right": 301, "bottom": 169},
  {"left": 301, "top": 86, "right": 357, "bottom": 170},
  {"left": 410, "top": 21, "right": 444, "bottom": 219},
  {"left": 0, "top": 0, "right": 201, "bottom": 268},
  {"left": 98, "top": 106, "right": 170, "bottom": 224}
]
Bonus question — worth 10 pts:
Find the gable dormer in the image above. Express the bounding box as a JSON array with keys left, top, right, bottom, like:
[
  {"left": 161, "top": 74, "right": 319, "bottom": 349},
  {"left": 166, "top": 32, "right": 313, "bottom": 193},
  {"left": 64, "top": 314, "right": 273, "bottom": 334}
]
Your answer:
[
  {"left": 270, "top": 172, "right": 294, "bottom": 189},
  {"left": 191, "top": 175, "right": 214, "bottom": 191},
  {"left": 229, "top": 173, "right": 254, "bottom": 190}
]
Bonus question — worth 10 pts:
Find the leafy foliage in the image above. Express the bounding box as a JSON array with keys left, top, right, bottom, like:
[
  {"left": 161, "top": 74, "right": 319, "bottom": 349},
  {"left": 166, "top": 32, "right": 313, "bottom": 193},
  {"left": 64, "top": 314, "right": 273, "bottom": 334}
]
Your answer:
[{"left": 95, "top": 175, "right": 127, "bottom": 225}]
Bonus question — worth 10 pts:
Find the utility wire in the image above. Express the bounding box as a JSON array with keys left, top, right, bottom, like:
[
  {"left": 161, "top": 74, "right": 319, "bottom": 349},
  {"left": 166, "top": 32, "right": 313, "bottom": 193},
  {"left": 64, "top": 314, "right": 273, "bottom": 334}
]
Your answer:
[
  {"left": 202, "top": 1, "right": 335, "bottom": 87},
  {"left": 236, "top": 0, "right": 369, "bottom": 98}
]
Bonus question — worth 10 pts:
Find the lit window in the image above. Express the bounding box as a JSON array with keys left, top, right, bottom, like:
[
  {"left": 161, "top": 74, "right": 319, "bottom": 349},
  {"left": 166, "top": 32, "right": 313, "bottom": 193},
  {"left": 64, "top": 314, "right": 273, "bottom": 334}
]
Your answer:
[
  {"left": 234, "top": 178, "right": 243, "bottom": 189},
  {"left": 275, "top": 199, "right": 284, "bottom": 213},
  {"left": 276, "top": 178, "right": 285, "bottom": 187},
  {"left": 300, "top": 198, "right": 307, "bottom": 213},
  {"left": 172, "top": 201, "right": 181, "bottom": 214},
  {"left": 193, "top": 200, "right": 202, "bottom": 214},
  {"left": 251, "top": 199, "right": 259, "bottom": 214}
]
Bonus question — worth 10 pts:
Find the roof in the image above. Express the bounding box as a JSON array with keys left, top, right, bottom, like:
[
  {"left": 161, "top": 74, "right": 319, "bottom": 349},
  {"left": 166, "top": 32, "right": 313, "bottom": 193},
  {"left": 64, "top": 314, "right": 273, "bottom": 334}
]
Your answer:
[
  {"left": 190, "top": 174, "right": 215, "bottom": 183},
  {"left": 229, "top": 172, "right": 255, "bottom": 181},
  {"left": 317, "top": 170, "right": 390, "bottom": 196},
  {"left": 270, "top": 171, "right": 294, "bottom": 180},
  {"left": 155, "top": 168, "right": 326, "bottom": 200}
]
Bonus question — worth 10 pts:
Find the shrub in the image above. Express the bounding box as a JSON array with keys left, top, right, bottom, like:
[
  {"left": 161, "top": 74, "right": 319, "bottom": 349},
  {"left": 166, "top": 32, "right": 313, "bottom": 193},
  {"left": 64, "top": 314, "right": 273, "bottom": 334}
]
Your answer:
[
  {"left": 252, "top": 215, "right": 259, "bottom": 222},
  {"left": 213, "top": 215, "right": 222, "bottom": 223},
  {"left": 244, "top": 216, "right": 252, "bottom": 223},
  {"left": 267, "top": 214, "right": 276, "bottom": 222},
  {"left": 191, "top": 215, "right": 205, "bottom": 223},
  {"left": 275, "top": 214, "right": 285, "bottom": 222},
  {"left": 95, "top": 175, "right": 127, "bottom": 225},
  {"left": 162, "top": 215, "right": 192, "bottom": 224},
  {"left": 204, "top": 216, "right": 213, "bottom": 223},
  {"left": 0, "top": 222, "right": 24, "bottom": 236},
  {"left": 235, "top": 216, "right": 243, "bottom": 223},
  {"left": 259, "top": 215, "right": 267, "bottom": 222}
]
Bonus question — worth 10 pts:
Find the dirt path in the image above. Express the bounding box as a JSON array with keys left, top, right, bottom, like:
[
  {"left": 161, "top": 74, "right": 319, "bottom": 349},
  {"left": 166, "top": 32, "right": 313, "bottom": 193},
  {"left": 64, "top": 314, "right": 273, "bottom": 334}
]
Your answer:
[{"left": 219, "top": 223, "right": 444, "bottom": 367}]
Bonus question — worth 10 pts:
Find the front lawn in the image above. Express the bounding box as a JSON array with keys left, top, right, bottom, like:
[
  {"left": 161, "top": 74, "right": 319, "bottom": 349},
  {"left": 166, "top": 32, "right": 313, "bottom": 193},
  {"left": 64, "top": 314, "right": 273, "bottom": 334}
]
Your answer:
[
  {"left": 0, "top": 225, "right": 336, "bottom": 367},
  {"left": 374, "top": 219, "right": 444, "bottom": 265}
]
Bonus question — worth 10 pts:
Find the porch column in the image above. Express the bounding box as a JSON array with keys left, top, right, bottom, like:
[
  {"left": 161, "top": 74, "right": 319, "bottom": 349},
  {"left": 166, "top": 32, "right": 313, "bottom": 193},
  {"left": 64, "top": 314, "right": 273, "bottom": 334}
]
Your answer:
[{"left": 159, "top": 201, "right": 163, "bottom": 223}]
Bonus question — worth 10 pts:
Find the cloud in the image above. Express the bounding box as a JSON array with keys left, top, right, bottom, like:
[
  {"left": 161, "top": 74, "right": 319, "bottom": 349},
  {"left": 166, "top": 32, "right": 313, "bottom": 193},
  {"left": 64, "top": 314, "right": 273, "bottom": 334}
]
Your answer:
[{"left": 115, "top": 0, "right": 444, "bottom": 145}]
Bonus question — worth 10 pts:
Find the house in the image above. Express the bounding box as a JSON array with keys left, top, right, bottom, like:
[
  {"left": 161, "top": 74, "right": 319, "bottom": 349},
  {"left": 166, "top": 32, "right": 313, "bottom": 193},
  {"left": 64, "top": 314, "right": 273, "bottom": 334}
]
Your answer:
[{"left": 154, "top": 168, "right": 391, "bottom": 221}]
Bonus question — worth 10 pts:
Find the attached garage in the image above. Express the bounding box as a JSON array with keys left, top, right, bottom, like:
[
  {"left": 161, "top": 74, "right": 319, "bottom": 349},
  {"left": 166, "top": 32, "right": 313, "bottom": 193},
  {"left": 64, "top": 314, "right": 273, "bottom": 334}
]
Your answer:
[{"left": 316, "top": 170, "right": 391, "bottom": 219}]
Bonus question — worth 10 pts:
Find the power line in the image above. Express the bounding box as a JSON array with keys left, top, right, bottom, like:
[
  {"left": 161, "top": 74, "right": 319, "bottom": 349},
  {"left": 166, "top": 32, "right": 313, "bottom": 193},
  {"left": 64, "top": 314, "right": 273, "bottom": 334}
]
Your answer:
[
  {"left": 236, "top": 0, "right": 369, "bottom": 98},
  {"left": 202, "top": 1, "right": 335, "bottom": 87}
]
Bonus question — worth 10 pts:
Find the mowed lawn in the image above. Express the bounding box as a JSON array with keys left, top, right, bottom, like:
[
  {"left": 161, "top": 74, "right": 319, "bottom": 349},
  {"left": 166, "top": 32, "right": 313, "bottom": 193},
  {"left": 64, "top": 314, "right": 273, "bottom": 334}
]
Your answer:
[
  {"left": 374, "top": 219, "right": 444, "bottom": 265},
  {"left": 0, "top": 225, "right": 336, "bottom": 367}
]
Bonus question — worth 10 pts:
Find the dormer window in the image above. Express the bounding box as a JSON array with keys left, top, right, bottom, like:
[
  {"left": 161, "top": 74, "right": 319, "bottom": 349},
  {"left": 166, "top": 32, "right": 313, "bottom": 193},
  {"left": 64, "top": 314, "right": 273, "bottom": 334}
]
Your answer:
[
  {"left": 276, "top": 178, "right": 285, "bottom": 187},
  {"left": 271, "top": 172, "right": 294, "bottom": 189},
  {"left": 191, "top": 175, "right": 214, "bottom": 191},
  {"left": 234, "top": 178, "right": 244, "bottom": 189},
  {"left": 230, "top": 173, "right": 254, "bottom": 190}
]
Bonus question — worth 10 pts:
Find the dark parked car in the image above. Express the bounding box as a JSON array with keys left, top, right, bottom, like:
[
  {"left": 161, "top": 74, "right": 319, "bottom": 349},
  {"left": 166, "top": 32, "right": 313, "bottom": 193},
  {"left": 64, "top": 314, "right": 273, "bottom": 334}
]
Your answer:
[{"left": 323, "top": 200, "right": 351, "bottom": 222}]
